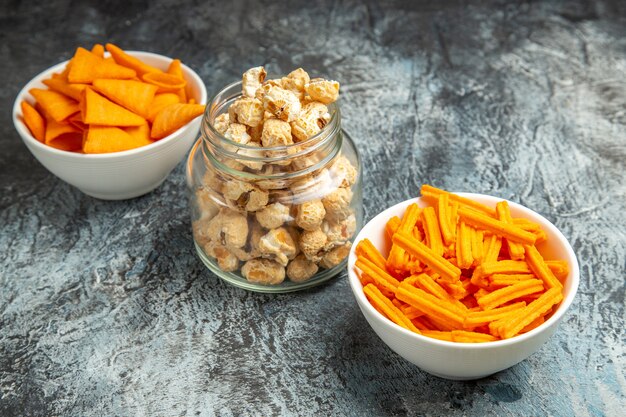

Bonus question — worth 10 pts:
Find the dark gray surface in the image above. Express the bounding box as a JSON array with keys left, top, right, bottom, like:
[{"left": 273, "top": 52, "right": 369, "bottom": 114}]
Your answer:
[{"left": 1, "top": 0, "right": 625, "bottom": 416}]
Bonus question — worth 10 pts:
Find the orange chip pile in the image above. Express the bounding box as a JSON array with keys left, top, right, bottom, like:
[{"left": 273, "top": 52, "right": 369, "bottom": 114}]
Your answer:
[
  {"left": 19, "top": 43, "right": 205, "bottom": 153},
  {"left": 355, "top": 185, "right": 568, "bottom": 343}
]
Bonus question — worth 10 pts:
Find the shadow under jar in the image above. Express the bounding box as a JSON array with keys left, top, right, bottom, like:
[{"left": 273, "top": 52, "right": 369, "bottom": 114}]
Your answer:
[{"left": 186, "top": 80, "right": 362, "bottom": 292}]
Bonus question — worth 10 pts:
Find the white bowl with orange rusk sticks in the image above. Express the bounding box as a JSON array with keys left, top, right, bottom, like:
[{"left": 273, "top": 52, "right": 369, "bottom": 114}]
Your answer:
[
  {"left": 12, "top": 43, "right": 207, "bottom": 200},
  {"left": 347, "top": 185, "right": 579, "bottom": 380}
]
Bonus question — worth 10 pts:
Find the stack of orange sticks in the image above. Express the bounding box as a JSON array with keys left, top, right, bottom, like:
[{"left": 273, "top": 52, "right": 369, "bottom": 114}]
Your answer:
[{"left": 355, "top": 185, "right": 568, "bottom": 343}]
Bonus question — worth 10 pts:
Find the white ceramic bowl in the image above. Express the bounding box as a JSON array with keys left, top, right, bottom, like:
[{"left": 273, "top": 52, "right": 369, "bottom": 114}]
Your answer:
[
  {"left": 348, "top": 193, "right": 579, "bottom": 380},
  {"left": 12, "top": 51, "right": 207, "bottom": 200}
]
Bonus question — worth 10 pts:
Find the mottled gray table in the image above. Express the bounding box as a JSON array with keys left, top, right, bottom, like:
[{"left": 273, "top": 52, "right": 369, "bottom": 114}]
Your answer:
[{"left": 1, "top": 1, "right": 625, "bottom": 416}]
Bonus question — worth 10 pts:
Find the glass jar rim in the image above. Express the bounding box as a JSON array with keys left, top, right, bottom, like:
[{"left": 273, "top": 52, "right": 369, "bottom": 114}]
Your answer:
[{"left": 202, "top": 79, "right": 340, "bottom": 153}]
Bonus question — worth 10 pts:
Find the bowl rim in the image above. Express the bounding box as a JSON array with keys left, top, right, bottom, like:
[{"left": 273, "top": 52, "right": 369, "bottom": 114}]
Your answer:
[
  {"left": 347, "top": 192, "right": 580, "bottom": 349},
  {"left": 12, "top": 50, "right": 207, "bottom": 159}
]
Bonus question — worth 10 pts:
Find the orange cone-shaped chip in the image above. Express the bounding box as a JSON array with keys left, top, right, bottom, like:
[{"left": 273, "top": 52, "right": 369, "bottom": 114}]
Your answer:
[
  {"left": 44, "top": 118, "right": 81, "bottom": 144},
  {"left": 150, "top": 103, "right": 205, "bottom": 139},
  {"left": 84, "top": 125, "right": 150, "bottom": 153},
  {"left": 92, "top": 79, "right": 158, "bottom": 118},
  {"left": 143, "top": 72, "right": 187, "bottom": 93},
  {"left": 167, "top": 59, "right": 187, "bottom": 102},
  {"left": 66, "top": 113, "right": 87, "bottom": 131},
  {"left": 82, "top": 87, "right": 146, "bottom": 127},
  {"left": 68, "top": 47, "right": 136, "bottom": 83},
  {"left": 42, "top": 78, "right": 87, "bottom": 101},
  {"left": 29, "top": 88, "right": 79, "bottom": 122},
  {"left": 20, "top": 101, "right": 46, "bottom": 142},
  {"left": 146, "top": 93, "right": 179, "bottom": 122},
  {"left": 48, "top": 132, "right": 82, "bottom": 151},
  {"left": 105, "top": 43, "right": 163, "bottom": 76},
  {"left": 123, "top": 122, "right": 153, "bottom": 147},
  {"left": 91, "top": 43, "right": 105, "bottom": 58}
]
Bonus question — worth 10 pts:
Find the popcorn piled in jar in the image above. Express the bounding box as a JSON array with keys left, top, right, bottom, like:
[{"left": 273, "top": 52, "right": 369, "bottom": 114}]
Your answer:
[{"left": 188, "top": 66, "right": 362, "bottom": 289}]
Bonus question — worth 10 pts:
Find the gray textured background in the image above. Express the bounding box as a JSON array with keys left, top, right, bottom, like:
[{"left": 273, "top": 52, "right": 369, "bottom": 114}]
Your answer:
[{"left": 1, "top": 0, "right": 625, "bottom": 416}]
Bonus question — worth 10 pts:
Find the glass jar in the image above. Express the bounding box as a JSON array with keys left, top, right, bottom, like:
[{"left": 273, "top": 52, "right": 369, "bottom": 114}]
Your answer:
[{"left": 186, "top": 80, "right": 362, "bottom": 292}]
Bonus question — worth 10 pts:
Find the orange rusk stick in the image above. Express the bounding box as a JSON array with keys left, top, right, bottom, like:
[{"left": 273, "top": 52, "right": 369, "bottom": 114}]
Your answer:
[
  {"left": 392, "top": 232, "right": 461, "bottom": 282},
  {"left": 472, "top": 260, "right": 532, "bottom": 281},
  {"left": 355, "top": 257, "right": 400, "bottom": 292},
  {"left": 520, "top": 316, "right": 545, "bottom": 333},
  {"left": 464, "top": 301, "right": 527, "bottom": 327},
  {"left": 470, "top": 227, "right": 484, "bottom": 265},
  {"left": 355, "top": 239, "right": 387, "bottom": 271},
  {"left": 512, "top": 218, "right": 548, "bottom": 243},
  {"left": 496, "top": 201, "right": 526, "bottom": 260},
  {"left": 364, "top": 284, "right": 420, "bottom": 333},
  {"left": 387, "top": 204, "right": 421, "bottom": 269},
  {"left": 411, "top": 317, "right": 432, "bottom": 331},
  {"left": 488, "top": 274, "right": 536, "bottom": 288},
  {"left": 483, "top": 234, "right": 503, "bottom": 263},
  {"left": 399, "top": 304, "right": 424, "bottom": 320},
  {"left": 423, "top": 315, "right": 457, "bottom": 331},
  {"left": 498, "top": 287, "right": 563, "bottom": 339},
  {"left": 450, "top": 330, "right": 498, "bottom": 343},
  {"left": 437, "top": 193, "right": 454, "bottom": 246},
  {"left": 545, "top": 260, "right": 569, "bottom": 282},
  {"left": 449, "top": 201, "right": 459, "bottom": 240},
  {"left": 421, "top": 185, "right": 496, "bottom": 216},
  {"left": 477, "top": 279, "right": 544, "bottom": 310},
  {"left": 396, "top": 283, "right": 465, "bottom": 328},
  {"left": 437, "top": 278, "right": 469, "bottom": 300},
  {"left": 456, "top": 222, "right": 473, "bottom": 269},
  {"left": 385, "top": 216, "right": 401, "bottom": 240},
  {"left": 512, "top": 218, "right": 541, "bottom": 231},
  {"left": 524, "top": 245, "right": 563, "bottom": 290},
  {"left": 421, "top": 206, "right": 444, "bottom": 257},
  {"left": 458, "top": 207, "right": 536, "bottom": 245},
  {"left": 421, "top": 330, "right": 454, "bottom": 341},
  {"left": 414, "top": 273, "right": 467, "bottom": 313}
]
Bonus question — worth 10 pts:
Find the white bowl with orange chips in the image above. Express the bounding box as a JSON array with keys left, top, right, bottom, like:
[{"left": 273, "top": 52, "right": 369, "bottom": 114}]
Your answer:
[
  {"left": 347, "top": 188, "right": 579, "bottom": 380},
  {"left": 12, "top": 45, "right": 207, "bottom": 200}
]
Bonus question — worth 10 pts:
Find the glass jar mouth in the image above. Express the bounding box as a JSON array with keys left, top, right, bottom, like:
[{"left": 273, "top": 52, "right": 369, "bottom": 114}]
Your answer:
[{"left": 202, "top": 79, "right": 340, "bottom": 154}]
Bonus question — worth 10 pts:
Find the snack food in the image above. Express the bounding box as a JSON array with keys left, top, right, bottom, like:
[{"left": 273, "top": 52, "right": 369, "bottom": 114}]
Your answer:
[
  {"left": 192, "top": 67, "right": 359, "bottom": 286},
  {"left": 19, "top": 43, "right": 205, "bottom": 153},
  {"left": 354, "top": 185, "right": 567, "bottom": 342}
]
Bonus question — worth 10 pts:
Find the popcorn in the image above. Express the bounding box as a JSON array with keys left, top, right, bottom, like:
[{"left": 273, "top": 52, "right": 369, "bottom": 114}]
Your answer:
[
  {"left": 262, "top": 85, "right": 301, "bottom": 122},
  {"left": 222, "top": 180, "right": 268, "bottom": 212},
  {"left": 261, "top": 118, "right": 293, "bottom": 148},
  {"left": 223, "top": 123, "right": 251, "bottom": 152},
  {"left": 241, "top": 258, "right": 286, "bottom": 285},
  {"left": 242, "top": 66, "right": 267, "bottom": 98},
  {"left": 281, "top": 68, "right": 310, "bottom": 100},
  {"left": 287, "top": 254, "right": 319, "bottom": 283},
  {"left": 204, "top": 241, "right": 240, "bottom": 272},
  {"left": 291, "top": 102, "right": 331, "bottom": 142},
  {"left": 195, "top": 188, "right": 220, "bottom": 220},
  {"left": 213, "top": 113, "right": 230, "bottom": 134},
  {"left": 192, "top": 218, "right": 211, "bottom": 247},
  {"left": 330, "top": 155, "right": 357, "bottom": 188},
  {"left": 206, "top": 209, "right": 249, "bottom": 248},
  {"left": 247, "top": 124, "right": 263, "bottom": 142},
  {"left": 258, "top": 227, "right": 298, "bottom": 266},
  {"left": 322, "top": 187, "right": 353, "bottom": 221},
  {"left": 255, "top": 202, "right": 291, "bottom": 229},
  {"left": 323, "top": 214, "right": 356, "bottom": 250},
  {"left": 299, "top": 228, "right": 328, "bottom": 261},
  {"left": 305, "top": 78, "right": 340, "bottom": 104},
  {"left": 295, "top": 200, "right": 326, "bottom": 231},
  {"left": 255, "top": 79, "right": 283, "bottom": 102},
  {"left": 235, "top": 141, "right": 264, "bottom": 171},
  {"left": 319, "top": 242, "right": 351, "bottom": 269},
  {"left": 229, "top": 97, "right": 264, "bottom": 127}
]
